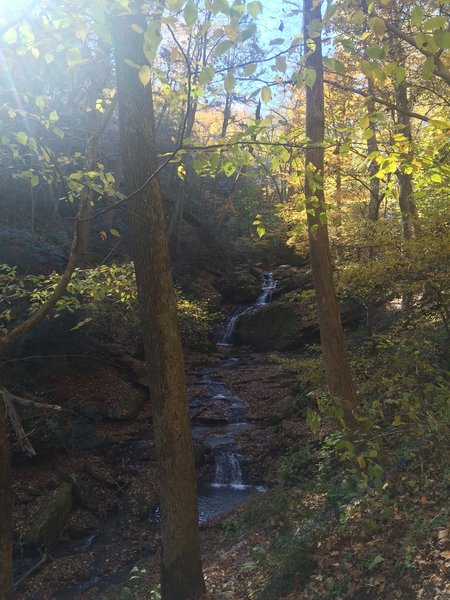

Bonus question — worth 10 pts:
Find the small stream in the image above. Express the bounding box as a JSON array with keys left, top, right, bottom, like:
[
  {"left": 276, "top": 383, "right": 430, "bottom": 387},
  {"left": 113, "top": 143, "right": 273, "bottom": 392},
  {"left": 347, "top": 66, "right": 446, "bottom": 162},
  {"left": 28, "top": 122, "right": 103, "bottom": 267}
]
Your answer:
[
  {"left": 14, "top": 272, "right": 276, "bottom": 596},
  {"left": 191, "top": 272, "right": 276, "bottom": 522}
]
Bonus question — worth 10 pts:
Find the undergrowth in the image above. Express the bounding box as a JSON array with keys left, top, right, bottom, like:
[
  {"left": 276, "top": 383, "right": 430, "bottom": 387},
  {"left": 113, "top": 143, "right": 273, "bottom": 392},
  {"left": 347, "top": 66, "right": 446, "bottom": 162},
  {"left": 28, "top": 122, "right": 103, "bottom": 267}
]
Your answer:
[{"left": 223, "top": 318, "right": 450, "bottom": 598}]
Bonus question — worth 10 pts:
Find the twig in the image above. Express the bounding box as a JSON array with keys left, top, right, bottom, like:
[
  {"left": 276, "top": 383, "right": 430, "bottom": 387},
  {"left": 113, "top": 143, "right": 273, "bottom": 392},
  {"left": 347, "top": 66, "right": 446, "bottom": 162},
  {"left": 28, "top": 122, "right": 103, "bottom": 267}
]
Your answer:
[{"left": 13, "top": 553, "right": 49, "bottom": 589}]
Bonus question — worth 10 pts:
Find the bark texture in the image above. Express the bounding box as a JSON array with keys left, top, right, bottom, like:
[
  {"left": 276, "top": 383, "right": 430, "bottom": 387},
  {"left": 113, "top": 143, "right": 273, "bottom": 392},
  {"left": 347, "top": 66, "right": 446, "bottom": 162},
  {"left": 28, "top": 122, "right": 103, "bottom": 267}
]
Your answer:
[
  {"left": 303, "top": 0, "right": 357, "bottom": 426},
  {"left": 111, "top": 15, "right": 205, "bottom": 600},
  {"left": 0, "top": 398, "right": 12, "bottom": 600}
]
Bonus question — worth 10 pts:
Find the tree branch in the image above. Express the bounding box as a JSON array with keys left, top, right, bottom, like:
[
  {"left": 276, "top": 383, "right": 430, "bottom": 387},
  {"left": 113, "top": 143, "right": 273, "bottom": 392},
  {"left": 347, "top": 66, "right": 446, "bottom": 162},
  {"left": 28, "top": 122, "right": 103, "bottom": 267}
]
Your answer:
[
  {"left": 382, "top": 19, "right": 450, "bottom": 87},
  {"left": 323, "top": 78, "right": 432, "bottom": 123}
]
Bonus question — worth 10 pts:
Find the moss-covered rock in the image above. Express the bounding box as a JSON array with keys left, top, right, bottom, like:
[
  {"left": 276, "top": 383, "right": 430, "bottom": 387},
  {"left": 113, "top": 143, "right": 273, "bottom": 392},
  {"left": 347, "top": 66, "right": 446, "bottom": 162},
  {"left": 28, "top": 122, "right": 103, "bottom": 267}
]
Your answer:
[{"left": 24, "top": 483, "right": 74, "bottom": 546}]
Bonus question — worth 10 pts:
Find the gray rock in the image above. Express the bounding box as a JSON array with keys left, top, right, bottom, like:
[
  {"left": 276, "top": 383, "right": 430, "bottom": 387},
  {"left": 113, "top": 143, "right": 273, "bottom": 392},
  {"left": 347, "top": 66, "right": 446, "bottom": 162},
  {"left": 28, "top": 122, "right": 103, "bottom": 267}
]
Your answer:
[{"left": 24, "top": 483, "right": 74, "bottom": 546}]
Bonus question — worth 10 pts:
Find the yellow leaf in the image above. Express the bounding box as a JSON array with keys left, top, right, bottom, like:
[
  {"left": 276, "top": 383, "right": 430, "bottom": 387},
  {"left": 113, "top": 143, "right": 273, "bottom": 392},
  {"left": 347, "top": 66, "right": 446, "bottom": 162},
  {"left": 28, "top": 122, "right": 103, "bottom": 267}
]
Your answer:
[{"left": 139, "top": 65, "right": 151, "bottom": 87}]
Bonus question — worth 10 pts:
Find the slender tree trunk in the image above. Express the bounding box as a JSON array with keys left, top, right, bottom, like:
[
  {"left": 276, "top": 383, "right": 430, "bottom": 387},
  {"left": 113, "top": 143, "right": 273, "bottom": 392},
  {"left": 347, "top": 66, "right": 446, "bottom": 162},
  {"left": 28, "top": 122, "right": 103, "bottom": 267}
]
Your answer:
[
  {"left": 395, "top": 79, "right": 415, "bottom": 242},
  {"left": 111, "top": 14, "right": 205, "bottom": 600},
  {"left": 303, "top": 0, "right": 357, "bottom": 427},
  {"left": 221, "top": 91, "right": 232, "bottom": 138},
  {"left": 366, "top": 81, "right": 383, "bottom": 223},
  {"left": 366, "top": 78, "right": 383, "bottom": 336},
  {"left": 0, "top": 395, "right": 12, "bottom": 600}
]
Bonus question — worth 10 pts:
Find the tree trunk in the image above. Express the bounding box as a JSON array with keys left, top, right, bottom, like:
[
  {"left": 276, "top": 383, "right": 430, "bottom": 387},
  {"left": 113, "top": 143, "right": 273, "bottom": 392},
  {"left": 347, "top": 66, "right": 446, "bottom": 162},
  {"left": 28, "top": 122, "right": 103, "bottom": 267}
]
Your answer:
[
  {"left": 111, "top": 14, "right": 205, "bottom": 600},
  {"left": 366, "top": 78, "right": 383, "bottom": 336},
  {"left": 395, "top": 79, "right": 416, "bottom": 241},
  {"left": 221, "top": 91, "right": 232, "bottom": 138},
  {"left": 366, "top": 80, "right": 383, "bottom": 223},
  {"left": 0, "top": 396, "right": 12, "bottom": 600},
  {"left": 303, "top": 0, "right": 357, "bottom": 427}
]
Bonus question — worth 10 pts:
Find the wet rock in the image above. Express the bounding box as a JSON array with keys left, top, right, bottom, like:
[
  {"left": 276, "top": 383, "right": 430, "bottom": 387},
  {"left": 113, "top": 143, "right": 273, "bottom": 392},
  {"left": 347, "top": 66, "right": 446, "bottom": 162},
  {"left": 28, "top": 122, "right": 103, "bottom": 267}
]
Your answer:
[
  {"left": 106, "top": 389, "right": 146, "bottom": 421},
  {"left": 234, "top": 302, "right": 318, "bottom": 351},
  {"left": 24, "top": 483, "right": 74, "bottom": 546}
]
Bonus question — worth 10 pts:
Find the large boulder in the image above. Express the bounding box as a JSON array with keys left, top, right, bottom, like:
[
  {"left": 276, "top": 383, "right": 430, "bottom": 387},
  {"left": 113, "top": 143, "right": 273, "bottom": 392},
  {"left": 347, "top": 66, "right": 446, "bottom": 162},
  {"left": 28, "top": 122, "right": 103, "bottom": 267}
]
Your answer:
[
  {"left": 273, "top": 265, "right": 314, "bottom": 297},
  {"left": 213, "top": 270, "right": 262, "bottom": 305},
  {"left": 234, "top": 297, "right": 365, "bottom": 352},
  {"left": 234, "top": 302, "right": 319, "bottom": 351},
  {"left": 24, "top": 483, "right": 74, "bottom": 546}
]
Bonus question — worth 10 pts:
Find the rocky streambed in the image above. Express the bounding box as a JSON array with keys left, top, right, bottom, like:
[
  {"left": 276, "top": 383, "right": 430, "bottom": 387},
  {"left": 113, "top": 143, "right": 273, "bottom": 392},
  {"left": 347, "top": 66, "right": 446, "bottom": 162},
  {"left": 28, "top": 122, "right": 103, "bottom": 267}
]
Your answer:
[{"left": 12, "top": 265, "right": 364, "bottom": 597}]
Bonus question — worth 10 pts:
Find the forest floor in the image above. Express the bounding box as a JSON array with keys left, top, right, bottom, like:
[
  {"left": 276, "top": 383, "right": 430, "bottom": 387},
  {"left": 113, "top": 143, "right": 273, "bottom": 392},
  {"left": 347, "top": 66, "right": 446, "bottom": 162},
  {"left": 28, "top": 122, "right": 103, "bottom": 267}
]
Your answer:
[{"left": 11, "top": 342, "right": 450, "bottom": 600}]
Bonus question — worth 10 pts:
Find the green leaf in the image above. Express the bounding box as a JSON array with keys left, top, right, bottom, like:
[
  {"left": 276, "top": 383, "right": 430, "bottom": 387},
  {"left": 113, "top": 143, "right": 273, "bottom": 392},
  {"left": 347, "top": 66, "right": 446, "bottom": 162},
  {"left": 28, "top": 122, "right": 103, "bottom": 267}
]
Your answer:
[
  {"left": 48, "top": 111, "right": 59, "bottom": 123},
  {"left": 66, "top": 47, "right": 83, "bottom": 69},
  {"left": 368, "top": 555, "right": 384, "bottom": 571},
  {"left": 35, "top": 96, "right": 45, "bottom": 112},
  {"left": 139, "top": 65, "right": 151, "bottom": 86},
  {"left": 247, "top": 1, "right": 262, "bottom": 17},
  {"left": 359, "top": 114, "right": 370, "bottom": 130},
  {"left": 224, "top": 72, "right": 236, "bottom": 92},
  {"left": 430, "top": 173, "right": 442, "bottom": 183},
  {"left": 256, "top": 225, "right": 265, "bottom": 238},
  {"left": 433, "top": 29, "right": 450, "bottom": 49},
  {"left": 366, "top": 46, "right": 383, "bottom": 60},
  {"left": 199, "top": 66, "right": 215, "bottom": 84},
  {"left": 243, "top": 63, "right": 257, "bottom": 76},
  {"left": 31, "top": 174, "right": 39, "bottom": 187},
  {"left": 16, "top": 131, "right": 28, "bottom": 145},
  {"left": 2, "top": 27, "right": 17, "bottom": 44},
  {"left": 423, "top": 56, "right": 435, "bottom": 80},
  {"left": 223, "top": 161, "right": 236, "bottom": 176},
  {"left": 261, "top": 85, "right": 271, "bottom": 104},
  {"left": 392, "top": 415, "right": 402, "bottom": 426},
  {"left": 124, "top": 58, "right": 141, "bottom": 69},
  {"left": 306, "top": 408, "right": 321, "bottom": 433},
  {"left": 422, "top": 16, "right": 446, "bottom": 31},
  {"left": 110, "top": 229, "right": 121, "bottom": 237},
  {"left": 143, "top": 22, "right": 162, "bottom": 65},
  {"left": 167, "top": 0, "right": 184, "bottom": 11},
  {"left": 212, "top": 0, "right": 229, "bottom": 15},
  {"left": 304, "top": 67, "right": 316, "bottom": 88},
  {"left": 184, "top": 1, "right": 198, "bottom": 27},
  {"left": 214, "top": 39, "right": 234, "bottom": 56},
  {"left": 411, "top": 5, "right": 423, "bottom": 27},
  {"left": 393, "top": 65, "right": 406, "bottom": 86}
]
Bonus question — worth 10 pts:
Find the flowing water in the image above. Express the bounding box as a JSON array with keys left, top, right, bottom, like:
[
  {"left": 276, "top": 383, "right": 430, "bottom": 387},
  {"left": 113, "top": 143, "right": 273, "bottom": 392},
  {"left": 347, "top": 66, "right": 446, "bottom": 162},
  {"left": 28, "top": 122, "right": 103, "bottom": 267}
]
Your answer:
[
  {"left": 14, "top": 272, "right": 276, "bottom": 595},
  {"left": 192, "top": 272, "right": 276, "bottom": 522},
  {"left": 217, "top": 271, "right": 276, "bottom": 346}
]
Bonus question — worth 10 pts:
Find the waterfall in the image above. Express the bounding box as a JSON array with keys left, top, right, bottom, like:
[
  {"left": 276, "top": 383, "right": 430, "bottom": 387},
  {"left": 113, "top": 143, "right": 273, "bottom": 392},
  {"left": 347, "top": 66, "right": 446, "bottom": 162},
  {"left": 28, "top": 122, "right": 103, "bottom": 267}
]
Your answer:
[
  {"left": 256, "top": 271, "right": 277, "bottom": 305},
  {"left": 218, "top": 271, "right": 276, "bottom": 346},
  {"left": 212, "top": 451, "right": 244, "bottom": 489}
]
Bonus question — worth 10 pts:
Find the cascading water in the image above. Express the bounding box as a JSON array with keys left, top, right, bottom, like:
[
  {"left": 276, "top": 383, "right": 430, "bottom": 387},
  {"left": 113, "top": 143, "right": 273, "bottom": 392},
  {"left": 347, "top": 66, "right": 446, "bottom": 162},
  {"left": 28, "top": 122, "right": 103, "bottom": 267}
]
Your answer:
[
  {"left": 212, "top": 451, "right": 244, "bottom": 489},
  {"left": 218, "top": 271, "right": 276, "bottom": 346}
]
